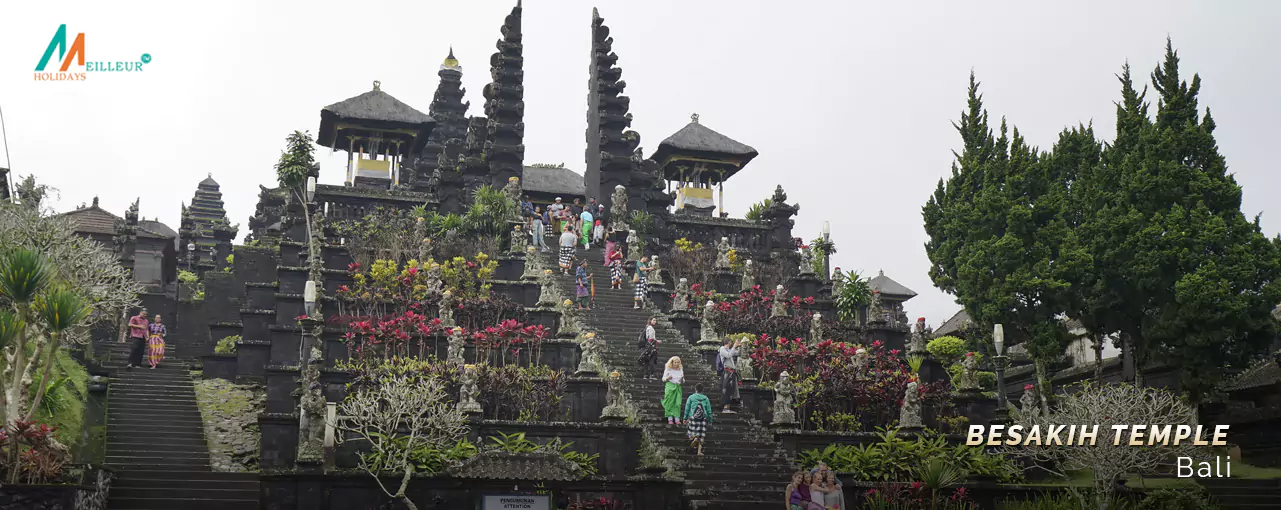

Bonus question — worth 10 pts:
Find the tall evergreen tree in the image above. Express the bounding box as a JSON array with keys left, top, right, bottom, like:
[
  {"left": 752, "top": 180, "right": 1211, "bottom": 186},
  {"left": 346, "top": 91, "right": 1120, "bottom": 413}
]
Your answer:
[{"left": 1079, "top": 40, "right": 1281, "bottom": 401}]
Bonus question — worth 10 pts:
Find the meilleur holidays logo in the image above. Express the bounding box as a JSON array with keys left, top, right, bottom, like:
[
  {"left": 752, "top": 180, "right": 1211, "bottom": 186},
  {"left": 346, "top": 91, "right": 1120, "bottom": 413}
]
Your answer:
[{"left": 33, "top": 24, "right": 151, "bottom": 81}]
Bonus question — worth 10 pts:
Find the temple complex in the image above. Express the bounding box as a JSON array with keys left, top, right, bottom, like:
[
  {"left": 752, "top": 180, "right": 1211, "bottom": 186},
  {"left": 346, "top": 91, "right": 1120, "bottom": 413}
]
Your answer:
[{"left": 60, "top": 196, "right": 177, "bottom": 288}]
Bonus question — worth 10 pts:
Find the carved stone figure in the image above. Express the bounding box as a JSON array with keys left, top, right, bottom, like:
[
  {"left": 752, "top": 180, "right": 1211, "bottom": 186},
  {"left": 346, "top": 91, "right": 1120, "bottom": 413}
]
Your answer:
[
  {"left": 673, "top": 278, "right": 690, "bottom": 311},
  {"left": 899, "top": 381, "right": 923, "bottom": 429},
  {"left": 502, "top": 176, "right": 523, "bottom": 220},
  {"left": 909, "top": 317, "right": 929, "bottom": 354},
  {"left": 521, "top": 246, "right": 541, "bottom": 280},
  {"left": 739, "top": 339, "right": 756, "bottom": 381},
  {"left": 699, "top": 300, "right": 719, "bottom": 345},
  {"left": 627, "top": 230, "right": 642, "bottom": 261},
  {"left": 510, "top": 224, "right": 527, "bottom": 254},
  {"left": 446, "top": 327, "right": 466, "bottom": 365},
  {"left": 559, "top": 299, "right": 581, "bottom": 336},
  {"left": 601, "top": 371, "right": 629, "bottom": 419},
  {"left": 537, "top": 269, "right": 558, "bottom": 307},
  {"left": 438, "top": 290, "right": 456, "bottom": 329},
  {"left": 770, "top": 285, "right": 788, "bottom": 318},
  {"left": 809, "top": 313, "right": 824, "bottom": 344},
  {"left": 798, "top": 245, "right": 815, "bottom": 275},
  {"left": 457, "top": 365, "right": 483, "bottom": 414},
  {"left": 1019, "top": 384, "right": 1041, "bottom": 417},
  {"left": 867, "top": 290, "right": 885, "bottom": 324},
  {"left": 852, "top": 348, "right": 870, "bottom": 380},
  {"left": 715, "top": 237, "right": 732, "bottom": 269},
  {"left": 741, "top": 259, "right": 756, "bottom": 290},
  {"left": 771, "top": 371, "right": 798, "bottom": 426},
  {"left": 425, "top": 263, "right": 445, "bottom": 297},
  {"left": 831, "top": 268, "right": 846, "bottom": 294},
  {"left": 610, "top": 186, "right": 629, "bottom": 232},
  {"left": 955, "top": 352, "right": 981, "bottom": 391},
  {"left": 576, "top": 332, "right": 601, "bottom": 375}
]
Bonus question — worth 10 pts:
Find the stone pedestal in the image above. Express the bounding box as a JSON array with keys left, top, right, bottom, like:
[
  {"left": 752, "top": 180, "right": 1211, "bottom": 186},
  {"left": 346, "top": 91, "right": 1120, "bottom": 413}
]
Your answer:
[
  {"left": 668, "top": 313, "right": 698, "bottom": 344},
  {"left": 863, "top": 323, "right": 908, "bottom": 352},
  {"left": 712, "top": 270, "right": 738, "bottom": 295},
  {"left": 791, "top": 273, "right": 823, "bottom": 300},
  {"left": 917, "top": 353, "right": 949, "bottom": 385},
  {"left": 953, "top": 391, "right": 999, "bottom": 427},
  {"left": 648, "top": 283, "right": 671, "bottom": 311}
]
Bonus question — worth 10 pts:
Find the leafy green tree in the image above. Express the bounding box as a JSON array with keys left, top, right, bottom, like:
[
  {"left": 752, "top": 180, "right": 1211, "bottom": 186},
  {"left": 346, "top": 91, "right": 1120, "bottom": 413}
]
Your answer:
[
  {"left": 1077, "top": 41, "right": 1281, "bottom": 401},
  {"left": 924, "top": 74, "right": 1089, "bottom": 412},
  {"left": 745, "top": 198, "right": 772, "bottom": 222},
  {"left": 833, "top": 269, "right": 871, "bottom": 322}
]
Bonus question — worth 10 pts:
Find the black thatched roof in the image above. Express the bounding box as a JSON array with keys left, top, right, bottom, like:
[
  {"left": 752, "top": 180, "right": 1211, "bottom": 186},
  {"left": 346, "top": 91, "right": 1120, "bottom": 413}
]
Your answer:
[
  {"left": 933, "top": 309, "right": 972, "bottom": 337},
  {"left": 868, "top": 270, "right": 917, "bottom": 300},
  {"left": 656, "top": 118, "right": 758, "bottom": 159},
  {"left": 317, "top": 83, "right": 434, "bottom": 151},
  {"left": 59, "top": 206, "right": 121, "bottom": 235},
  {"left": 523, "top": 166, "right": 585, "bottom": 196}
]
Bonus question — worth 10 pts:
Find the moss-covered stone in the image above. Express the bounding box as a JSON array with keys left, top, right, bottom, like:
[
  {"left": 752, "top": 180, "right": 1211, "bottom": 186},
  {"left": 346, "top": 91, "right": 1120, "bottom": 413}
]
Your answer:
[{"left": 193, "top": 377, "right": 265, "bottom": 472}]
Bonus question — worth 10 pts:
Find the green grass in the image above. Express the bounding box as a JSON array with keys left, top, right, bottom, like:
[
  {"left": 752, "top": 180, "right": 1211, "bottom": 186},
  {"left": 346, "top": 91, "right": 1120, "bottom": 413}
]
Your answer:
[{"left": 30, "top": 349, "right": 90, "bottom": 444}]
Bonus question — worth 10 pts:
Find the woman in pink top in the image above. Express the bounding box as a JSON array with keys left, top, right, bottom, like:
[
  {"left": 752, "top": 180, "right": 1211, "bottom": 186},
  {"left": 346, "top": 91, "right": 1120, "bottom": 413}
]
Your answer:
[{"left": 125, "top": 309, "right": 149, "bottom": 369}]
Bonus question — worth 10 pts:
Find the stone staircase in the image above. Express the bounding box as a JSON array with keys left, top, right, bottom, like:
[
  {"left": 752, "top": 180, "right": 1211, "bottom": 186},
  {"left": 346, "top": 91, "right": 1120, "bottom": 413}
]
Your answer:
[
  {"left": 103, "top": 341, "right": 259, "bottom": 509},
  {"left": 1200, "top": 478, "right": 1281, "bottom": 509},
  {"left": 545, "top": 247, "right": 794, "bottom": 509}
]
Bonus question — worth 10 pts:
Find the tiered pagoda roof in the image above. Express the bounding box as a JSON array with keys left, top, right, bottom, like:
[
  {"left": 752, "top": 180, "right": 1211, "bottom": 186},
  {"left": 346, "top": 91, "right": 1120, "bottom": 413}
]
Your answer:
[
  {"left": 585, "top": 7, "right": 642, "bottom": 209},
  {"left": 317, "top": 82, "right": 435, "bottom": 153},
  {"left": 482, "top": 1, "right": 526, "bottom": 188},
  {"left": 652, "top": 114, "right": 758, "bottom": 184},
  {"left": 867, "top": 269, "right": 918, "bottom": 300},
  {"left": 412, "top": 49, "right": 471, "bottom": 192},
  {"left": 180, "top": 175, "right": 238, "bottom": 270}
]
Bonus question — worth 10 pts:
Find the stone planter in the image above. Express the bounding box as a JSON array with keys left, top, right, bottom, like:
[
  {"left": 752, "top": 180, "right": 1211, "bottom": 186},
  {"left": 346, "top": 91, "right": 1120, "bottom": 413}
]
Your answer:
[
  {"left": 0, "top": 465, "right": 112, "bottom": 510},
  {"left": 667, "top": 313, "right": 698, "bottom": 344},
  {"left": 236, "top": 339, "right": 271, "bottom": 382},
  {"left": 202, "top": 354, "right": 238, "bottom": 381}
]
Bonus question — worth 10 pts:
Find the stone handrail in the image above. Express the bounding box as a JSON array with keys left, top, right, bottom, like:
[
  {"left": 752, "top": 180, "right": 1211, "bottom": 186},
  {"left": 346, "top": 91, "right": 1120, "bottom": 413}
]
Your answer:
[{"left": 666, "top": 216, "right": 772, "bottom": 255}]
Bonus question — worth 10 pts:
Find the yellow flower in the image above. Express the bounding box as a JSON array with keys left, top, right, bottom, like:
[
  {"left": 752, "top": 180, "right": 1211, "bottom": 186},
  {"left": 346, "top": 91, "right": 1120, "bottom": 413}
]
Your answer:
[
  {"left": 563, "top": 299, "right": 573, "bottom": 306},
  {"left": 584, "top": 332, "right": 596, "bottom": 339},
  {"left": 609, "top": 371, "right": 621, "bottom": 378},
  {"left": 464, "top": 364, "right": 476, "bottom": 370},
  {"left": 543, "top": 269, "right": 553, "bottom": 275}
]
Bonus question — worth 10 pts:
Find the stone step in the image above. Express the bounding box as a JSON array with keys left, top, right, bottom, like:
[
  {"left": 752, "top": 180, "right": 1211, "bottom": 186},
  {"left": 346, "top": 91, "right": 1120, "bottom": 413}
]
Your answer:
[
  {"left": 111, "top": 470, "right": 257, "bottom": 482},
  {"left": 109, "top": 428, "right": 205, "bottom": 440},
  {"left": 108, "top": 441, "right": 211, "bottom": 454},
  {"left": 113, "top": 477, "right": 258, "bottom": 491},
  {"left": 110, "top": 487, "right": 257, "bottom": 501},
  {"left": 106, "top": 496, "right": 259, "bottom": 510},
  {"left": 109, "top": 418, "right": 206, "bottom": 430},
  {"left": 109, "top": 398, "right": 202, "bottom": 410}
]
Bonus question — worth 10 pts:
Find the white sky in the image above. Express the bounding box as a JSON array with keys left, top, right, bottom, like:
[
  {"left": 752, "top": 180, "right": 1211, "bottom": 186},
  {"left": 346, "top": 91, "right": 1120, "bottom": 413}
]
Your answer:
[{"left": 3, "top": 0, "right": 1279, "bottom": 328}]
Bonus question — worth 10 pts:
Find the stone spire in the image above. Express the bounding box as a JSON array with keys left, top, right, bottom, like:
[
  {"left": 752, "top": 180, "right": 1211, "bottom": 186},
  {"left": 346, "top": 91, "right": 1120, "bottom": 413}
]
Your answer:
[
  {"left": 412, "top": 48, "right": 470, "bottom": 194},
  {"left": 180, "top": 175, "right": 237, "bottom": 274},
  {"left": 585, "top": 7, "right": 641, "bottom": 213},
  {"left": 483, "top": 1, "right": 526, "bottom": 189}
]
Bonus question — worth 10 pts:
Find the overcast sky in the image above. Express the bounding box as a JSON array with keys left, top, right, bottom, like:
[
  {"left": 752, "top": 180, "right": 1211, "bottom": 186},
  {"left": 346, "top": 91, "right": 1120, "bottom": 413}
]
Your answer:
[{"left": 3, "top": 1, "right": 1279, "bottom": 328}]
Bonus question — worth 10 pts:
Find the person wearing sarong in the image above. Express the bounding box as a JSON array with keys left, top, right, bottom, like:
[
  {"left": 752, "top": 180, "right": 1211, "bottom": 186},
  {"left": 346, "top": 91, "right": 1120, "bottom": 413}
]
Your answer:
[
  {"left": 548, "top": 197, "right": 566, "bottom": 234},
  {"left": 126, "top": 309, "right": 149, "bottom": 369},
  {"left": 605, "top": 234, "right": 624, "bottom": 290},
  {"left": 661, "top": 356, "right": 685, "bottom": 425},
  {"left": 531, "top": 206, "right": 550, "bottom": 252},
  {"left": 633, "top": 256, "right": 652, "bottom": 309},
  {"left": 637, "top": 317, "right": 660, "bottom": 380},
  {"left": 575, "top": 261, "right": 592, "bottom": 310},
  {"left": 718, "top": 337, "right": 744, "bottom": 413},
  {"left": 579, "top": 208, "right": 594, "bottom": 250},
  {"left": 683, "top": 384, "right": 712, "bottom": 457},
  {"left": 558, "top": 226, "right": 577, "bottom": 275},
  {"left": 147, "top": 315, "right": 167, "bottom": 369}
]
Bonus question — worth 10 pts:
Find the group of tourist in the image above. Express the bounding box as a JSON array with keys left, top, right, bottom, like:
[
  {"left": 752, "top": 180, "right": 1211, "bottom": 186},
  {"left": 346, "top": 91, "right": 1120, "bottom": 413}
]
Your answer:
[
  {"left": 633, "top": 316, "right": 730, "bottom": 458},
  {"left": 124, "top": 308, "right": 167, "bottom": 369},
  {"left": 785, "top": 463, "right": 846, "bottom": 510},
  {"left": 524, "top": 196, "right": 606, "bottom": 253}
]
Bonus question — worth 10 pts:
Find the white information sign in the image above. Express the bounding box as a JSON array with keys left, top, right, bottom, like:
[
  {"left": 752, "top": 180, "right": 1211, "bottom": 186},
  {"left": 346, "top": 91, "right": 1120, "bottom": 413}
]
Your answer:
[{"left": 481, "top": 494, "right": 550, "bottom": 510}]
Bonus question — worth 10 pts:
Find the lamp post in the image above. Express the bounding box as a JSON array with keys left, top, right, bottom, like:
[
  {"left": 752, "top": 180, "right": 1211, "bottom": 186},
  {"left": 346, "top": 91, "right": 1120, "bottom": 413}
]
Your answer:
[
  {"left": 305, "top": 177, "right": 316, "bottom": 203},
  {"left": 820, "top": 221, "right": 831, "bottom": 281},
  {"left": 304, "top": 280, "right": 318, "bottom": 318},
  {"left": 992, "top": 324, "right": 1010, "bottom": 417},
  {"left": 186, "top": 241, "right": 196, "bottom": 270}
]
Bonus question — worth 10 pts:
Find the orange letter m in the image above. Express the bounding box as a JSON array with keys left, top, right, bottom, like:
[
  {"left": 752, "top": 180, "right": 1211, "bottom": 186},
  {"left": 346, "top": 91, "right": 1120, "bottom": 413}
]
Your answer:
[{"left": 35, "top": 25, "right": 85, "bottom": 72}]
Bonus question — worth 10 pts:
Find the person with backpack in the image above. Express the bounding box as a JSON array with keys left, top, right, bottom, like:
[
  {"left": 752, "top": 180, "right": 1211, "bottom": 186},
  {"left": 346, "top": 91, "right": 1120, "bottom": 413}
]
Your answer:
[
  {"left": 717, "top": 337, "right": 745, "bottom": 413},
  {"left": 637, "top": 317, "right": 660, "bottom": 380},
  {"left": 684, "top": 383, "right": 712, "bottom": 457}
]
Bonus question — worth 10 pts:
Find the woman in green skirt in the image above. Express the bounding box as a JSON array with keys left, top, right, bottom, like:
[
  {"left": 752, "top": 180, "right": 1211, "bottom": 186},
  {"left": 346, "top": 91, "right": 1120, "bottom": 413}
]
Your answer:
[{"left": 661, "top": 356, "right": 685, "bottom": 424}]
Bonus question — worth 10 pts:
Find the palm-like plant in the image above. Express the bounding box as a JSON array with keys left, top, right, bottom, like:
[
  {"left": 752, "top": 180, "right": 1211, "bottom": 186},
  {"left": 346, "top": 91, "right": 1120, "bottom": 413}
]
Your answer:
[
  {"left": 0, "top": 249, "right": 51, "bottom": 304},
  {"left": 26, "top": 288, "right": 88, "bottom": 422},
  {"left": 834, "top": 270, "right": 872, "bottom": 322}
]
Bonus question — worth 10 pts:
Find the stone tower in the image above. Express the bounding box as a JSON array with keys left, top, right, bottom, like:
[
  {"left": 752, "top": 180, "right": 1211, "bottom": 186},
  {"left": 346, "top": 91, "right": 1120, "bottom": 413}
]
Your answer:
[
  {"left": 415, "top": 48, "right": 470, "bottom": 197},
  {"left": 179, "top": 174, "right": 238, "bottom": 275},
  {"left": 483, "top": 1, "right": 526, "bottom": 189},
  {"left": 584, "top": 7, "right": 641, "bottom": 213}
]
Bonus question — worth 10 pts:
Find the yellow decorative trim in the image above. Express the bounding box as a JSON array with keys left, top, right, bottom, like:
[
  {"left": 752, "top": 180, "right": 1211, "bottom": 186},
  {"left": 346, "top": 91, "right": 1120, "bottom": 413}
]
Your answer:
[{"left": 659, "top": 155, "right": 745, "bottom": 168}]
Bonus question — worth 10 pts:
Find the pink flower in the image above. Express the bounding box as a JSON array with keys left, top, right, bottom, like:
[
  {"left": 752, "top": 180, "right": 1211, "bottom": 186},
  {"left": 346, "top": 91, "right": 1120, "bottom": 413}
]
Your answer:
[{"left": 1024, "top": 384, "right": 1035, "bottom": 391}]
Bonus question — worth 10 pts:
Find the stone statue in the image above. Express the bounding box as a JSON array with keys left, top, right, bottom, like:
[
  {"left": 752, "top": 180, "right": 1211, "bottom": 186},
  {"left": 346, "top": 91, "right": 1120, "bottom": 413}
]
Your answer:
[
  {"left": 809, "top": 313, "right": 824, "bottom": 344},
  {"left": 739, "top": 338, "right": 756, "bottom": 381},
  {"left": 559, "top": 299, "right": 581, "bottom": 336},
  {"left": 742, "top": 260, "right": 756, "bottom": 290},
  {"left": 852, "top": 348, "right": 870, "bottom": 380},
  {"left": 438, "top": 290, "right": 456, "bottom": 329},
  {"left": 627, "top": 230, "right": 642, "bottom": 262},
  {"left": 771, "top": 371, "right": 798, "bottom": 426},
  {"left": 521, "top": 246, "right": 541, "bottom": 280},
  {"left": 446, "top": 327, "right": 466, "bottom": 365},
  {"left": 909, "top": 317, "right": 929, "bottom": 354},
  {"left": 699, "top": 300, "right": 719, "bottom": 345},
  {"left": 955, "top": 352, "right": 980, "bottom": 391},
  {"left": 798, "top": 245, "right": 815, "bottom": 275},
  {"left": 1019, "top": 384, "right": 1041, "bottom": 417},
  {"left": 673, "top": 278, "right": 690, "bottom": 312},
  {"left": 831, "top": 267, "right": 846, "bottom": 294},
  {"left": 576, "top": 332, "right": 601, "bottom": 375},
  {"left": 537, "top": 269, "right": 558, "bottom": 307},
  {"left": 899, "top": 381, "right": 923, "bottom": 429},
  {"left": 867, "top": 290, "right": 885, "bottom": 324},
  {"left": 510, "top": 224, "right": 527, "bottom": 254},
  {"left": 610, "top": 186, "right": 629, "bottom": 232},
  {"left": 457, "top": 364, "right": 483, "bottom": 414},
  {"left": 601, "top": 371, "right": 629, "bottom": 419},
  {"left": 770, "top": 285, "right": 788, "bottom": 318},
  {"left": 425, "top": 263, "right": 445, "bottom": 297},
  {"left": 502, "top": 176, "right": 523, "bottom": 220},
  {"left": 715, "top": 237, "right": 732, "bottom": 269}
]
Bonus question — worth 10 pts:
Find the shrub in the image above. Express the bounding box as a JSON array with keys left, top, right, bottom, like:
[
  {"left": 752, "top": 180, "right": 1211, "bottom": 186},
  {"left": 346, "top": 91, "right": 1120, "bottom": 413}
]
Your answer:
[
  {"left": 927, "top": 336, "right": 968, "bottom": 365},
  {"left": 177, "top": 270, "right": 199, "bottom": 284},
  {"left": 1136, "top": 488, "right": 1216, "bottom": 510},
  {"left": 344, "top": 358, "right": 568, "bottom": 422},
  {"left": 214, "top": 335, "right": 241, "bottom": 354},
  {"left": 0, "top": 420, "right": 69, "bottom": 484},
  {"left": 798, "top": 428, "right": 1021, "bottom": 483}
]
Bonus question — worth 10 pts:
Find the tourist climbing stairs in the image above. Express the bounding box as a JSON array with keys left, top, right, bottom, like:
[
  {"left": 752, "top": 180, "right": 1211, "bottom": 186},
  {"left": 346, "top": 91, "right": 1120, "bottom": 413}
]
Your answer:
[
  {"left": 103, "top": 340, "right": 260, "bottom": 509},
  {"left": 545, "top": 247, "right": 795, "bottom": 509},
  {"left": 1200, "top": 478, "right": 1281, "bottom": 509}
]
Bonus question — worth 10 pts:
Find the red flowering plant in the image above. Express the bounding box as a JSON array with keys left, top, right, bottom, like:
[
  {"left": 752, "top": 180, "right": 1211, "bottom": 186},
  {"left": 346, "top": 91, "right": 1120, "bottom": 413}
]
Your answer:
[
  {"left": 343, "top": 310, "right": 444, "bottom": 360},
  {"left": 861, "top": 483, "right": 976, "bottom": 510},
  {"left": 469, "top": 319, "right": 549, "bottom": 366},
  {"left": 708, "top": 285, "right": 818, "bottom": 340},
  {"left": 0, "top": 420, "right": 69, "bottom": 484},
  {"left": 751, "top": 338, "right": 951, "bottom": 431}
]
